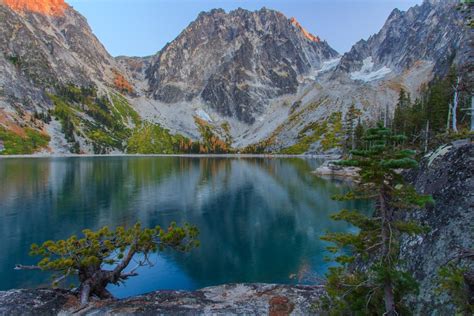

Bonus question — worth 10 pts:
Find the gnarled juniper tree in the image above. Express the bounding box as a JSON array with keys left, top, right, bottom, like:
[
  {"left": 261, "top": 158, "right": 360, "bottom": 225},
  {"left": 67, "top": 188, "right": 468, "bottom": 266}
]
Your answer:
[
  {"left": 321, "top": 125, "right": 433, "bottom": 315},
  {"left": 16, "top": 222, "right": 199, "bottom": 305}
]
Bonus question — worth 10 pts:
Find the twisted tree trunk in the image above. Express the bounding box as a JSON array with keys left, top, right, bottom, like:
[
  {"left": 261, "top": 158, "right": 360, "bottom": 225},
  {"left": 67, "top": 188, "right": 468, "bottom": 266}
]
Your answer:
[
  {"left": 78, "top": 270, "right": 117, "bottom": 305},
  {"left": 78, "top": 246, "right": 138, "bottom": 305},
  {"left": 452, "top": 77, "right": 460, "bottom": 133},
  {"left": 379, "top": 187, "right": 397, "bottom": 316}
]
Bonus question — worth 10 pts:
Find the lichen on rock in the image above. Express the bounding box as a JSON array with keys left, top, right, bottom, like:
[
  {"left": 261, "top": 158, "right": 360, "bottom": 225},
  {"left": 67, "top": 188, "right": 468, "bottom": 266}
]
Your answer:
[
  {"left": 401, "top": 141, "right": 474, "bottom": 315},
  {"left": 0, "top": 284, "right": 325, "bottom": 315}
]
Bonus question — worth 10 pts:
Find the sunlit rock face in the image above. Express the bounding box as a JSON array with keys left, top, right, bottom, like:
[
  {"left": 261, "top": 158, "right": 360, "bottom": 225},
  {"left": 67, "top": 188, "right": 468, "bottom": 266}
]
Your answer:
[
  {"left": 0, "top": 0, "right": 118, "bottom": 92},
  {"left": 243, "top": 0, "right": 469, "bottom": 153},
  {"left": 1, "top": 0, "right": 68, "bottom": 16},
  {"left": 145, "top": 8, "right": 339, "bottom": 124},
  {"left": 336, "top": 0, "right": 466, "bottom": 79},
  {"left": 0, "top": 0, "right": 470, "bottom": 154},
  {"left": 0, "top": 0, "right": 132, "bottom": 153},
  {"left": 289, "top": 17, "right": 320, "bottom": 43}
]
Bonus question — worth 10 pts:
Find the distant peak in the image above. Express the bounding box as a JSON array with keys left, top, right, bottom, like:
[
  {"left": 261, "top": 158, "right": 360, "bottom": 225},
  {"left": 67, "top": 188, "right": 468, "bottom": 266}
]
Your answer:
[
  {"left": 197, "top": 8, "right": 225, "bottom": 19},
  {"left": 290, "top": 17, "right": 320, "bottom": 43},
  {"left": 1, "top": 0, "right": 68, "bottom": 16}
]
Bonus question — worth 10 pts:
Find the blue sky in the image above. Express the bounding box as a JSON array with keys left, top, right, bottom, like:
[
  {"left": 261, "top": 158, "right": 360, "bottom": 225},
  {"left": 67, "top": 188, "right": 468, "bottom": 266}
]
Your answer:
[{"left": 68, "top": 0, "right": 422, "bottom": 57}]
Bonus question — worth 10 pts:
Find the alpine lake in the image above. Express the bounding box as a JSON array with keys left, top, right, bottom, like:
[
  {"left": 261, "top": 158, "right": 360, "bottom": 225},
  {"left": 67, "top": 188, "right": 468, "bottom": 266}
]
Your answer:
[{"left": 0, "top": 156, "right": 369, "bottom": 298}]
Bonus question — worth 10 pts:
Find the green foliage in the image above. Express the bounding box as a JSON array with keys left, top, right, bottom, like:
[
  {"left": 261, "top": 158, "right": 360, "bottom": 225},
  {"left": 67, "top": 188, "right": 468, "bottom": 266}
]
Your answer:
[
  {"left": 0, "top": 126, "right": 50, "bottom": 155},
  {"left": 127, "top": 122, "right": 190, "bottom": 154},
  {"left": 343, "top": 104, "right": 362, "bottom": 153},
  {"left": 220, "top": 121, "right": 233, "bottom": 146},
  {"left": 321, "top": 126, "right": 432, "bottom": 315},
  {"left": 392, "top": 68, "right": 472, "bottom": 152},
  {"left": 241, "top": 138, "right": 273, "bottom": 154},
  {"left": 279, "top": 120, "right": 325, "bottom": 154},
  {"left": 194, "top": 117, "right": 232, "bottom": 153},
  {"left": 50, "top": 85, "right": 144, "bottom": 154},
  {"left": 320, "top": 265, "right": 419, "bottom": 316},
  {"left": 354, "top": 119, "right": 365, "bottom": 150},
  {"left": 30, "top": 223, "right": 199, "bottom": 273},
  {"left": 321, "top": 112, "right": 343, "bottom": 151},
  {"left": 111, "top": 94, "right": 141, "bottom": 126},
  {"left": 50, "top": 94, "right": 77, "bottom": 143},
  {"left": 32, "top": 111, "right": 52, "bottom": 124},
  {"left": 280, "top": 112, "right": 343, "bottom": 154},
  {"left": 438, "top": 263, "right": 474, "bottom": 314},
  {"left": 458, "top": 1, "right": 474, "bottom": 29},
  {"left": 393, "top": 88, "right": 411, "bottom": 135},
  {"left": 50, "top": 84, "right": 212, "bottom": 155},
  {"left": 7, "top": 55, "right": 21, "bottom": 67},
  {"left": 25, "top": 222, "right": 199, "bottom": 301},
  {"left": 279, "top": 121, "right": 324, "bottom": 154}
]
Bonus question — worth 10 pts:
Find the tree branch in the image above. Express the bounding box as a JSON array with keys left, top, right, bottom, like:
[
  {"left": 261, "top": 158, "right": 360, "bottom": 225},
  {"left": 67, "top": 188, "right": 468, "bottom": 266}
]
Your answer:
[
  {"left": 120, "top": 272, "right": 139, "bottom": 279},
  {"left": 112, "top": 244, "right": 137, "bottom": 278},
  {"left": 14, "top": 264, "right": 42, "bottom": 271}
]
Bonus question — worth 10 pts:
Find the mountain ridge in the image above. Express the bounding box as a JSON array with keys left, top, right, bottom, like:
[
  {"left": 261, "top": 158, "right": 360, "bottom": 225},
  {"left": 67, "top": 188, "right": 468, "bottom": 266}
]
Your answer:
[
  {"left": 144, "top": 7, "right": 338, "bottom": 124},
  {"left": 1, "top": 0, "right": 68, "bottom": 16},
  {"left": 0, "top": 0, "right": 469, "bottom": 155}
]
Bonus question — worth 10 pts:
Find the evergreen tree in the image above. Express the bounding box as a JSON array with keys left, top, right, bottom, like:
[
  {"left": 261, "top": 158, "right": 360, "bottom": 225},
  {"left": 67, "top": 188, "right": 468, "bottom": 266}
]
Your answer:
[
  {"left": 409, "top": 99, "right": 425, "bottom": 140},
  {"left": 16, "top": 223, "right": 199, "bottom": 305},
  {"left": 389, "top": 67, "right": 471, "bottom": 150},
  {"left": 354, "top": 118, "right": 365, "bottom": 150},
  {"left": 321, "top": 125, "right": 433, "bottom": 315},
  {"left": 426, "top": 68, "right": 457, "bottom": 133},
  {"left": 393, "top": 88, "right": 411, "bottom": 134},
  {"left": 72, "top": 141, "right": 81, "bottom": 154},
  {"left": 343, "top": 104, "right": 361, "bottom": 153}
]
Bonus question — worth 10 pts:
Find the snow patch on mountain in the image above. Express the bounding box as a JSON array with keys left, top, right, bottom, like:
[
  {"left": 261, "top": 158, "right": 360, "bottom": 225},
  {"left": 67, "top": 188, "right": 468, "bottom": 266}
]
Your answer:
[
  {"left": 350, "top": 57, "right": 392, "bottom": 82},
  {"left": 308, "top": 57, "right": 341, "bottom": 79},
  {"left": 195, "top": 108, "right": 212, "bottom": 122}
]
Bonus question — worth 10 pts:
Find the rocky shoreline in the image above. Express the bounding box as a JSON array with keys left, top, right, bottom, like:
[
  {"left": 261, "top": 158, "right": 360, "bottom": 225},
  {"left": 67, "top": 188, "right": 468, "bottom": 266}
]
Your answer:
[
  {"left": 0, "top": 283, "right": 325, "bottom": 316},
  {"left": 312, "top": 160, "right": 359, "bottom": 179},
  {"left": 0, "top": 153, "right": 341, "bottom": 159}
]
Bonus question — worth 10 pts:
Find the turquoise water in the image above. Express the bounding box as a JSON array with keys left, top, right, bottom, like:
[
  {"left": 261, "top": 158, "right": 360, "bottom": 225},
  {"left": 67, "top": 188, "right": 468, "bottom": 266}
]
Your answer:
[{"left": 0, "top": 157, "right": 367, "bottom": 298}]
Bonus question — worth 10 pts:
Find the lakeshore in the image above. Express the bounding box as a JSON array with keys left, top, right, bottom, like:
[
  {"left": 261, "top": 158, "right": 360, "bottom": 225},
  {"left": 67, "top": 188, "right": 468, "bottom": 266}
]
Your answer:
[{"left": 0, "top": 153, "right": 341, "bottom": 159}]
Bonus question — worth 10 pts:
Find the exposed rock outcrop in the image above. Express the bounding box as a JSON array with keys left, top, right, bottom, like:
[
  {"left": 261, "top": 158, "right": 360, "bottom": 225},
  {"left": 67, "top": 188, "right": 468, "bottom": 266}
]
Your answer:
[
  {"left": 0, "top": 284, "right": 324, "bottom": 315},
  {"left": 336, "top": 0, "right": 466, "bottom": 78},
  {"left": 2, "top": 0, "right": 68, "bottom": 16},
  {"left": 0, "top": 1, "right": 120, "bottom": 95},
  {"left": 145, "top": 8, "right": 338, "bottom": 124},
  {"left": 0, "top": 1, "right": 138, "bottom": 154},
  {"left": 401, "top": 140, "right": 474, "bottom": 315},
  {"left": 252, "top": 0, "right": 468, "bottom": 154},
  {"left": 312, "top": 160, "right": 359, "bottom": 179},
  {"left": 0, "top": 0, "right": 470, "bottom": 154}
]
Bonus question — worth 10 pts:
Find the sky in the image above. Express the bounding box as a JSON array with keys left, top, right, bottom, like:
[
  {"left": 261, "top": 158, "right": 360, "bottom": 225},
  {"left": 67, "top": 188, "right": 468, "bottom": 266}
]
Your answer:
[{"left": 67, "top": 0, "right": 423, "bottom": 57}]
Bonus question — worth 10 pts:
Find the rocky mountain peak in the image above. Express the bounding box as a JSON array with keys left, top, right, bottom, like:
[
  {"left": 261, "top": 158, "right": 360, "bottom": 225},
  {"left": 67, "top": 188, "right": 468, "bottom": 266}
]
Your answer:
[
  {"left": 145, "top": 7, "right": 338, "bottom": 123},
  {"left": 335, "top": 0, "right": 465, "bottom": 81},
  {"left": 289, "top": 17, "right": 320, "bottom": 43},
  {"left": 1, "top": 0, "right": 68, "bottom": 16}
]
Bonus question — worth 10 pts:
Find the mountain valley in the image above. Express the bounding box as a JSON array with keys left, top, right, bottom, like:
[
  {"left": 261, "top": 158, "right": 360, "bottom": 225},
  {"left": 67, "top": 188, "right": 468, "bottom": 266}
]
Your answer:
[{"left": 0, "top": 0, "right": 470, "bottom": 155}]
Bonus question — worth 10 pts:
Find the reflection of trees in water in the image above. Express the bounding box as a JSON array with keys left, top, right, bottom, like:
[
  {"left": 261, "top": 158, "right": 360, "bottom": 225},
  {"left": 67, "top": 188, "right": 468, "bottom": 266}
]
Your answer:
[
  {"left": 149, "top": 158, "right": 371, "bottom": 287},
  {"left": 0, "top": 157, "right": 370, "bottom": 291},
  {"left": 0, "top": 159, "right": 50, "bottom": 202},
  {"left": 0, "top": 157, "right": 181, "bottom": 290}
]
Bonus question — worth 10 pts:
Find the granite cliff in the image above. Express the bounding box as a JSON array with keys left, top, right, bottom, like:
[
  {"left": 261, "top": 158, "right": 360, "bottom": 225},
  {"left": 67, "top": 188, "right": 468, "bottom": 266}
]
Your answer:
[
  {"left": 0, "top": 0, "right": 470, "bottom": 154},
  {"left": 0, "top": 0, "right": 138, "bottom": 154},
  {"left": 145, "top": 8, "right": 338, "bottom": 124}
]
